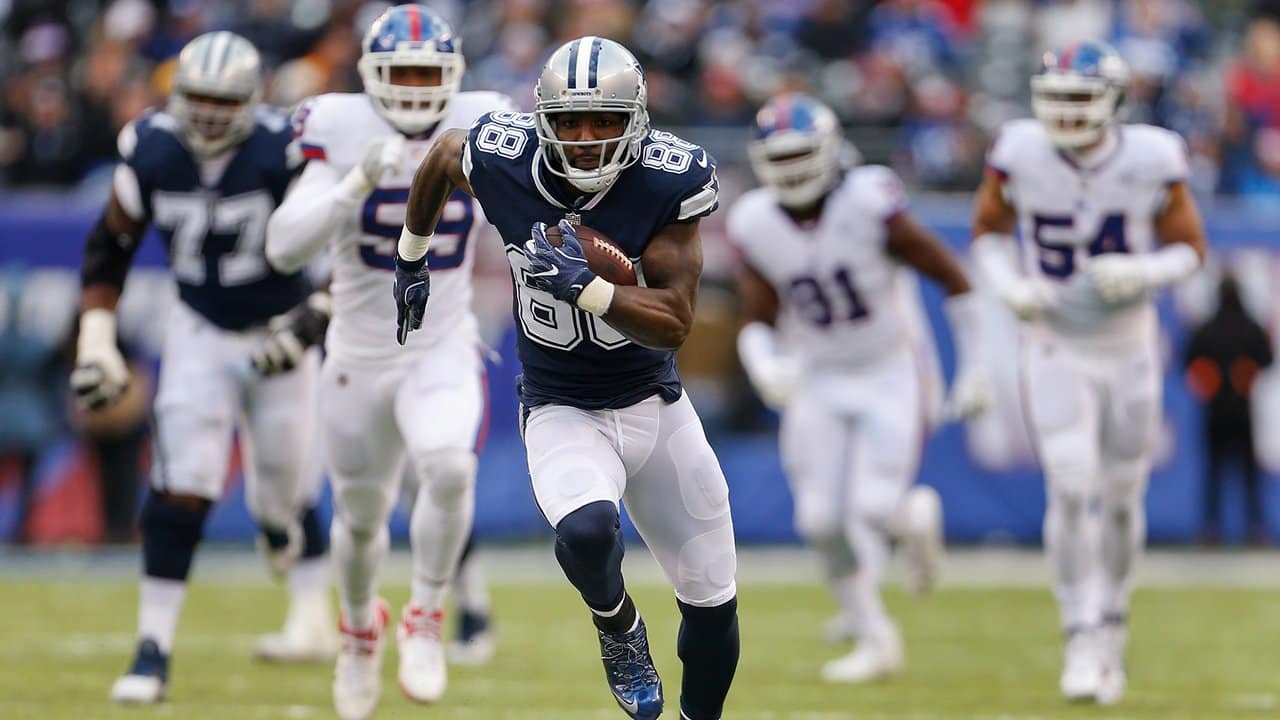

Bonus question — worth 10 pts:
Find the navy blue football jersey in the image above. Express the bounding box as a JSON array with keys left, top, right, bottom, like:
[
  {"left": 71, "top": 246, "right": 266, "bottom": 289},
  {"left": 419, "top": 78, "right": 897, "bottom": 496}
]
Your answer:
[
  {"left": 122, "top": 107, "right": 307, "bottom": 330},
  {"left": 463, "top": 111, "right": 720, "bottom": 409}
]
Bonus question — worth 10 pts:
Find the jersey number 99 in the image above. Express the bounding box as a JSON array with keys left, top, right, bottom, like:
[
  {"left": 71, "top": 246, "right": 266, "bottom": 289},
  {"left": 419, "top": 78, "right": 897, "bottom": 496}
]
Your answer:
[{"left": 360, "top": 188, "right": 475, "bottom": 270}]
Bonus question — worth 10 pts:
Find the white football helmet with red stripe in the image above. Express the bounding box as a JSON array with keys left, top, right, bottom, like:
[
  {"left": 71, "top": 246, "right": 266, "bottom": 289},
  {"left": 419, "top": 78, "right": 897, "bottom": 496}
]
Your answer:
[{"left": 358, "top": 4, "right": 464, "bottom": 135}]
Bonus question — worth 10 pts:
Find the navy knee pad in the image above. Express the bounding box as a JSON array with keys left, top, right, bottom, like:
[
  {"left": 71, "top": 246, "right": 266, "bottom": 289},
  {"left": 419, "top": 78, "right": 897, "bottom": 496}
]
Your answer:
[
  {"left": 140, "top": 492, "right": 211, "bottom": 581},
  {"left": 554, "top": 501, "right": 625, "bottom": 611},
  {"left": 299, "top": 504, "right": 329, "bottom": 559},
  {"left": 676, "top": 596, "right": 740, "bottom": 720}
]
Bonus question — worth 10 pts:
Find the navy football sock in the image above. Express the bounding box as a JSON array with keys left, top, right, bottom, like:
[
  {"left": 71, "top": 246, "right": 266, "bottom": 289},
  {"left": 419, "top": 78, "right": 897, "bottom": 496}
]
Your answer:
[
  {"left": 677, "top": 596, "right": 739, "bottom": 720},
  {"left": 299, "top": 504, "right": 328, "bottom": 559},
  {"left": 554, "top": 501, "right": 632, "bottom": 632},
  {"left": 140, "top": 492, "right": 211, "bottom": 581}
]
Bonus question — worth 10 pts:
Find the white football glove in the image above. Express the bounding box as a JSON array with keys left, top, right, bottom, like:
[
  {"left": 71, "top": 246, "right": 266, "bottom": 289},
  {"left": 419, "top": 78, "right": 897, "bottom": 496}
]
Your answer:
[
  {"left": 749, "top": 357, "right": 803, "bottom": 411},
  {"left": 946, "top": 368, "right": 993, "bottom": 421},
  {"left": 70, "top": 308, "right": 130, "bottom": 411},
  {"left": 1087, "top": 253, "right": 1149, "bottom": 305},
  {"left": 997, "top": 278, "right": 1058, "bottom": 321},
  {"left": 337, "top": 135, "right": 407, "bottom": 202},
  {"left": 737, "top": 322, "right": 802, "bottom": 410}
]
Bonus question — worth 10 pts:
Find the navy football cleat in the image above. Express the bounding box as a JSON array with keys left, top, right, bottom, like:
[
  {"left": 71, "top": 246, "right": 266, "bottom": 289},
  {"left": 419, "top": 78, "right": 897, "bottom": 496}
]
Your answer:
[
  {"left": 110, "top": 638, "right": 169, "bottom": 703},
  {"left": 598, "top": 617, "right": 663, "bottom": 720}
]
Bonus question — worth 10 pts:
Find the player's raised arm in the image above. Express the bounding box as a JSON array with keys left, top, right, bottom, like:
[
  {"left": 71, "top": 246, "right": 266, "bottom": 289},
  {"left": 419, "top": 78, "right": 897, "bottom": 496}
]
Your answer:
[
  {"left": 72, "top": 162, "right": 149, "bottom": 410},
  {"left": 393, "top": 127, "right": 472, "bottom": 344},
  {"left": 970, "top": 166, "right": 1056, "bottom": 321},
  {"left": 1087, "top": 167, "right": 1205, "bottom": 305},
  {"left": 266, "top": 97, "right": 410, "bottom": 274}
]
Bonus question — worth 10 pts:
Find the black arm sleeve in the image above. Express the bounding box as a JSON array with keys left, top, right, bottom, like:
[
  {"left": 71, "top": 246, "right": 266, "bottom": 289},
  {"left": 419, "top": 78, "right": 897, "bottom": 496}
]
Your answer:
[{"left": 81, "top": 214, "right": 142, "bottom": 290}]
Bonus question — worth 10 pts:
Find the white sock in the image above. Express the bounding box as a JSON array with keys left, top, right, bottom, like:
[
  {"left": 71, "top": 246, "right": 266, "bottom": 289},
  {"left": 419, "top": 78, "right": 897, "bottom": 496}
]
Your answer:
[
  {"left": 1100, "top": 498, "right": 1145, "bottom": 621},
  {"left": 454, "top": 551, "right": 491, "bottom": 615},
  {"left": 409, "top": 461, "right": 475, "bottom": 612},
  {"left": 828, "top": 573, "right": 860, "bottom": 636},
  {"left": 138, "top": 577, "right": 186, "bottom": 654},
  {"left": 845, "top": 516, "right": 894, "bottom": 641},
  {"left": 289, "top": 555, "right": 331, "bottom": 595},
  {"left": 331, "top": 518, "right": 388, "bottom": 630},
  {"left": 1044, "top": 491, "right": 1102, "bottom": 630}
]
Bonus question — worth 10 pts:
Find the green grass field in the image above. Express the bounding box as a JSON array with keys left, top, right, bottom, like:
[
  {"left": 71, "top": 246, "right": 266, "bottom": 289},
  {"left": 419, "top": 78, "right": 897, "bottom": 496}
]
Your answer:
[{"left": 2, "top": 574, "right": 1277, "bottom": 720}]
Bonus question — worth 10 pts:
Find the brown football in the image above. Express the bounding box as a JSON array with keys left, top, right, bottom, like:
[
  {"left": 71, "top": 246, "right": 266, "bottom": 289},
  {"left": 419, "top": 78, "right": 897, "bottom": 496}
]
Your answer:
[{"left": 544, "top": 223, "right": 638, "bottom": 286}]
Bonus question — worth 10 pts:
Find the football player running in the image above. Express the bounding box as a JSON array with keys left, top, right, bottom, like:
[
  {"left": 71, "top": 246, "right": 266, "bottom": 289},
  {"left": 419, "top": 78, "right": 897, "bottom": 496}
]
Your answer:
[
  {"left": 728, "top": 93, "right": 990, "bottom": 684},
  {"left": 74, "top": 31, "right": 334, "bottom": 703},
  {"left": 971, "top": 41, "right": 1205, "bottom": 705},
  {"left": 263, "top": 6, "right": 510, "bottom": 718},
  {"left": 396, "top": 37, "right": 738, "bottom": 720}
]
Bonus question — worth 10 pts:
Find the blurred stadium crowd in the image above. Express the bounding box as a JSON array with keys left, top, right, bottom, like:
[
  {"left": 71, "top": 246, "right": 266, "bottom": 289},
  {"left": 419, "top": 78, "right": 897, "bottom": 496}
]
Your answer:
[{"left": 5, "top": 0, "right": 1280, "bottom": 199}]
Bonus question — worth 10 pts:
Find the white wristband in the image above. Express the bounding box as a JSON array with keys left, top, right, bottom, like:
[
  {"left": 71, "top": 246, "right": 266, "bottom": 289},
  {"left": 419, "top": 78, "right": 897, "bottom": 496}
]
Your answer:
[
  {"left": 398, "top": 227, "right": 433, "bottom": 263},
  {"left": 79, "top": 308, "right": 118, "bottom": 356},
  {"left": 971, "top": 232, "right": 1023, "bottom": 297},
  {"left": 576, "top": 276, "right": 615, "bottom": 316}
]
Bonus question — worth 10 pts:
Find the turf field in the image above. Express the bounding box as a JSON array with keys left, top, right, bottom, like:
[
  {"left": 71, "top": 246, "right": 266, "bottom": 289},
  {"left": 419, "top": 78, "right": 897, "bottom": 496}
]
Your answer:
[{"left": 2, "top": 549, "right": 1277, "bottom": 720}]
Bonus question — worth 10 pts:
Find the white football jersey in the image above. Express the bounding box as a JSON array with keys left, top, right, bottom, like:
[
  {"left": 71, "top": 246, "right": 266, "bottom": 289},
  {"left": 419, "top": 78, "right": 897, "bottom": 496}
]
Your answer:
[
  {"left": 293, "top": 91, "right": 513, "bottom": 363},
  {"left": 728, "top": 166, "right": 924, "bottom": 370},
  {"left": 989, "top": 119, "right": 1189, "bottom": 345}
]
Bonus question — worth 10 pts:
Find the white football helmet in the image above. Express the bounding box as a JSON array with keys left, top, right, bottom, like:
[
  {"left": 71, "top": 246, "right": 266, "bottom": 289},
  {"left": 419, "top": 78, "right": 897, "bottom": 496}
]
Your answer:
[
  {"left": 1031, "top": 40, "right": 1129, "bottom": 150},
  {"left": 748, "top": 93, "right": 845, "bottom": 209},
  {"left": 358, "top": 4, "right": 465, "bottom": 135}
]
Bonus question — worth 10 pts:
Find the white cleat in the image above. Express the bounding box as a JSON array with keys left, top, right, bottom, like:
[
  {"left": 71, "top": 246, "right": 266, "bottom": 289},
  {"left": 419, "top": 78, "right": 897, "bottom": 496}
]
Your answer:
[
  {"left": 256, "top": 523, "right": 302, "bottom": 581},
  {"left": 448, "top": 630, "right": 496, "bottom": 666},
  {"left": 333, "top": 598, "right": 389, "bottom": 720},
  {"left": 900, "top": 485, "right": 944, "bottom": 595},
  {"left": 110, "top": 674, "right": 165, "bottom": 704},
  {"left": 255, "top": 589, "right": 340, "bottom": 663},
  {"left": 820, "top": 626, "right": 904, "bottom": 684},
  {"left": 1096, "top": 621, "right": 1128, "bottom": 706},
  {"left": 1060, "top": 629, "right": 1102, "bottom": 702},
  {"left": 397, "top": 604, "right": 448, "bottom": 703}
]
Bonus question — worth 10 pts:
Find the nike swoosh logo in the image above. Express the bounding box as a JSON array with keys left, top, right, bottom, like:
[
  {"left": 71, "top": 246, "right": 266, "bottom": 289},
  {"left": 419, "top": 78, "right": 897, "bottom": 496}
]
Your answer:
[
  {"left": 615, "top": 694, "right": 639, "bottom": 714},
  {"left": 696, "top": 150, "right": 708, "bottom": 168}
]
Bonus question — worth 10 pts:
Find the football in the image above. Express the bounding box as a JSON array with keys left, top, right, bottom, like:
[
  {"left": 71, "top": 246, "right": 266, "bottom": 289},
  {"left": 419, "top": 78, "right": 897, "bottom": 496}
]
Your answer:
[{"left": 544, "top": 223, "right": 638, "bottom": 286}]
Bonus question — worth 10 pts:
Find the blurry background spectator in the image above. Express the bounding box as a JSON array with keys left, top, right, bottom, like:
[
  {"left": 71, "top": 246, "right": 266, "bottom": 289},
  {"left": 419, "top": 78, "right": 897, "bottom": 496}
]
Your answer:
[
  {"left": 0, "top": 0, "right": 1275, "bottom": 197},
  {"left": 1184, "top": 274, "right": 1275, "bottom": 545}
]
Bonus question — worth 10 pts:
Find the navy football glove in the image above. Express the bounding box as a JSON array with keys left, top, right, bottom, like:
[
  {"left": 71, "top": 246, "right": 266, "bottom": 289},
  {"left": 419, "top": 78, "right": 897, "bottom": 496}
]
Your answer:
[
  {"left": 394, "top": 255, "right": 430, "bottom": 345},
  {"left": 523, "top": 219, "right": 597, "bottom": 305}
]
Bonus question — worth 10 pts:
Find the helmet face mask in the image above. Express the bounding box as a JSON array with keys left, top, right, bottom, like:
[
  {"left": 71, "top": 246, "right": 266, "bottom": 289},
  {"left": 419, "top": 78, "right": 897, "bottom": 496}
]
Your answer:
[
  {"left": 534, "top": 37, "right": 650, "bottom": 193},
  {"left": 1031, "top": 41, "right": 1129, "bottom": 150},
  {"left": 749, "top": 94, "right": 843, "bottom": 209},
  {"left": 359, "top": 4, "right": 464, "bottom": 135},
  {"left": 169, "top": 32, "right": 261, "bottom": 157}
]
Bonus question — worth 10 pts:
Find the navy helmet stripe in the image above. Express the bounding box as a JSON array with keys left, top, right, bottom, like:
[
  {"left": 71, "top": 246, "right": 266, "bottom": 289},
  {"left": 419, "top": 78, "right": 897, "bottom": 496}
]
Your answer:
[
  {"left": 588, "top": 37, "right": 602, "bottom": 88},
  {"left": 566, "top": 39, "right": 580, "bottom": 89}
]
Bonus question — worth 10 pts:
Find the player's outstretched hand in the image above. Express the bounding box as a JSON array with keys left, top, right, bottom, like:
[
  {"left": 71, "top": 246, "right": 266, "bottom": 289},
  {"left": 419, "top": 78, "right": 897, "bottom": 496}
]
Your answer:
[
  {"left": 523, "top": 219, "right": 597, "bottom": 305},
  {"left": 70, "top": 310, "right": 130, "bottom": 411},
  {"left": 1087, "top": 254, "right": 1148, "bottom": 305},
  {"left": 394, "top": 255, "right": 430, "bottom": 345},
  {"left": 250, "top": 291, "right": 332, "bottom": 375}
]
